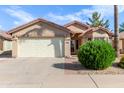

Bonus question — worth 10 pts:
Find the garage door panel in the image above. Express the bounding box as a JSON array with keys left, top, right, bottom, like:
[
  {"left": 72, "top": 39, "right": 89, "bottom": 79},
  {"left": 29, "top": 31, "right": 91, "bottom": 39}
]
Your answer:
[{"left": 18, "top": 38, "right": 64, "bottom": 57}]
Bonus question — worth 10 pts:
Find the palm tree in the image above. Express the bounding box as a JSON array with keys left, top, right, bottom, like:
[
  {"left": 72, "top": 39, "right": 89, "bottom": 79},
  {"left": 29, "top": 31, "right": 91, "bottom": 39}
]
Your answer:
[
  {"left": 114, "top": 5, "right": 119, "bottom": 57},
  {"left": 119, "top": 22, "right": 124, "bottom": 32},
  {"left": 87, "top": 12, "right": 109, "bottom": 28}
]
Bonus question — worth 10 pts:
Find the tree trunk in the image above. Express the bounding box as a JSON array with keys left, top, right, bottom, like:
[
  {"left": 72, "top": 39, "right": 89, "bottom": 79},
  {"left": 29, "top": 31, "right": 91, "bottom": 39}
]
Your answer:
[{"left": 114, "top": 5, "right": 119, "bottom": 58}]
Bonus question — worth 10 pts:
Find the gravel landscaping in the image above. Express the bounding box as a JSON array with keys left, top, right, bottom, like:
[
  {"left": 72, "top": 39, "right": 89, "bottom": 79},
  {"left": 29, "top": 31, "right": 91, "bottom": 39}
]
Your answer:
[{"left": 62, "top": 57, "right": 124, "bottom": 75}]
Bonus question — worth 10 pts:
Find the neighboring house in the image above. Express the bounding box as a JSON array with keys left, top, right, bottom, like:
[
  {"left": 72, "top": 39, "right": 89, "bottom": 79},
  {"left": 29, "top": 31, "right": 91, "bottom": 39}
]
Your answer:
[
  {"left": 0, "top": 30, "right": 12, "bottom": 52},
  {"left": 64, "top": 21, "right": 113, "bottom": 55},
  {"left": 6, "top": 18, "right": 114, "bottom": 58},
  {"left": 119, "top": 31, "right": 124, "bottom": 54}
]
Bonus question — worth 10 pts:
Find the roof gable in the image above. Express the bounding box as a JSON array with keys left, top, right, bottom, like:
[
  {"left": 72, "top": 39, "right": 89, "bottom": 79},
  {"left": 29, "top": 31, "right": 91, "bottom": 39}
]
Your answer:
[
  {"left": 64, "top": 21, "right": 90, "bottom": 34},
  {"left": 8, "top": 18, "right": 71, "bottom": 34},
  {"left": 0, "top": 31, "right": 12, "bottom": 40}
]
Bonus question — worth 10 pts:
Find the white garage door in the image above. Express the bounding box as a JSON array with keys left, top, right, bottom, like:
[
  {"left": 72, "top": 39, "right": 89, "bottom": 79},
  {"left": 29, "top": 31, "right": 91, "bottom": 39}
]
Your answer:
[{"left": 18, "top": 38, "right": 64, "bottom": 57}]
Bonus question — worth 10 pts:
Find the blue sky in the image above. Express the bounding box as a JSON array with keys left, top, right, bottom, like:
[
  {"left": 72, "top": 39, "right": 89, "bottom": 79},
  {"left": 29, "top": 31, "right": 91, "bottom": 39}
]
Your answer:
[{"left": 0, "top": 5, "right": 124, "bottom": 32}]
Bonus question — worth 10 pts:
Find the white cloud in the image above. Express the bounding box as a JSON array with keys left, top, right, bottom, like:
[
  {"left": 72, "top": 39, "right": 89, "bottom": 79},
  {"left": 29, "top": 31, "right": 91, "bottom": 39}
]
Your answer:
[
  {"left": 46, "top": 5, "right": 124, "bottom": 25},
  {"left": 4, "top": 6, "right": 35, "bottom": 26}
]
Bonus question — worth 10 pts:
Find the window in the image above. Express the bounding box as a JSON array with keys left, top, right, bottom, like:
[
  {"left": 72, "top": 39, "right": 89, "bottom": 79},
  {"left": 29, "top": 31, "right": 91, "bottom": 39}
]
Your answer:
[{"left": 88, "top": 38, "right": 92, "bottom": 41}]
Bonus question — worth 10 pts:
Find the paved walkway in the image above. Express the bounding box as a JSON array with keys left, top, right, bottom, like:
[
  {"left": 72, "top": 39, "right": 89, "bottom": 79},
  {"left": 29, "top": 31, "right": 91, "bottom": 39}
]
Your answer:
[{"left": 0, "top": 58, "right": 124, "bottom": 88}]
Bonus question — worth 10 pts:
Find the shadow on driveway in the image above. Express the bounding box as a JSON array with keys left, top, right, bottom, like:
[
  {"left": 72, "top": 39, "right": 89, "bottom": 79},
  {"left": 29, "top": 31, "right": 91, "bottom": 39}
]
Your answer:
[
  {"left": 53, "top": 62, "right": 87, "bottom": 70},
  {"left": 53, "top": 62, "right": 120, "bottom": 70}
]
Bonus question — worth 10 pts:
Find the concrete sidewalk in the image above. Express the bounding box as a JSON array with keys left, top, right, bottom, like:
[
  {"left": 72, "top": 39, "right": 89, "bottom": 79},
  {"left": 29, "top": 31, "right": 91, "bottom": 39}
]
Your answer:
[
  {"left": 1, "top": 74, "right": 124, "bottom": 88},
  {"left": 90, "top": 75, "right": 124, "bottom": 88},
  {"left": 42, "top": 74, "right": 124, "bottom": 88},
  {"left": 42, "top": 74, "right": 96, "bottom": 88}
]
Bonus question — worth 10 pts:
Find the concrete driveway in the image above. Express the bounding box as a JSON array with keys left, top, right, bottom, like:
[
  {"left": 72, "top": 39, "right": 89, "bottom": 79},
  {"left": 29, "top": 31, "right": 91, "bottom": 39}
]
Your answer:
[
  {"left": 0, "top": 57, "right": 96, "bottom": 88},
  {"left": 0, "top": 57, "right": 124, "bottom": 88}
]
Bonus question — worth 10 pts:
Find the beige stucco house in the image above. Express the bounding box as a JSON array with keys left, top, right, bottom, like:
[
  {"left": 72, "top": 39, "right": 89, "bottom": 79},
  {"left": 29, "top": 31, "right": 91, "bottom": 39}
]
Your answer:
[
  {"left": 119, "top": 32, "right": 124, "bottom": 54},
  {"left": 4, "top": 18, "right": 115, "bottom": 58}
]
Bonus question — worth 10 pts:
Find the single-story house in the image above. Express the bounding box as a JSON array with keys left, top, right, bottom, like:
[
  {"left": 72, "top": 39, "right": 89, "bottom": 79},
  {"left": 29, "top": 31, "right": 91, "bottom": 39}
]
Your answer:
[
  {"left": 0, "top": 31, "right": 12, "bottom": 52},
  {"left": 6, "top": 19, "right": 114, "bottom": 57}
]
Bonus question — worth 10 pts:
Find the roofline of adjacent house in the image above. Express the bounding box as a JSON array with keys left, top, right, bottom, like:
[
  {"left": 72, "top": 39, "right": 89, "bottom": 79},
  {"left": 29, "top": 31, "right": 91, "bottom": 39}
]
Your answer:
[
  {"left": 0, "top": 32, "right": 12, "bottom": 41},
  {"left": 7, "top": 18, "right": 72, "bottom": 34}
]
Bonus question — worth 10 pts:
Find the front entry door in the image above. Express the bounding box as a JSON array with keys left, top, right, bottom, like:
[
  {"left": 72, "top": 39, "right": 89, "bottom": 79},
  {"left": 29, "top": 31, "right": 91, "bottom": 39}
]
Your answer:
[{"left": 71, "top": 40, "right": 79, "bottom": 55}]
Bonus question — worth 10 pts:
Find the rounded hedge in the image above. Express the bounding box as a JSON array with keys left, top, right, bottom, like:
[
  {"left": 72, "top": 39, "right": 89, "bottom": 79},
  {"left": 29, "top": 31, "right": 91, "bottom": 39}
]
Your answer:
[{"left": 78, "top": 40, "right": 115, "bottom": 70}]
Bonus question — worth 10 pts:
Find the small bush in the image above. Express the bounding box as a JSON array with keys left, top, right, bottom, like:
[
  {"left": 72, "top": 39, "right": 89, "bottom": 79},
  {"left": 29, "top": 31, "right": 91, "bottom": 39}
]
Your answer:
[
  {"left": 78, "top": 40, "right": 115, "bottom": 70},
  {"left": 118, "top": 57, "right": 124, "bottom": 68}
]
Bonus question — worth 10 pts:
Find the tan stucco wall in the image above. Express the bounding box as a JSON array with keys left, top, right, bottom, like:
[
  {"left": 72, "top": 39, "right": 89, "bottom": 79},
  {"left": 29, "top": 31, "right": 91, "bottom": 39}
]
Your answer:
[
  {"left": 12, "top": 23, "right": 69, "bottom": 38},
  {"left": 64, "top": 36, "right": 71, "bottom": 57},
  {"left": 12, "top": 38, "right": 18, "bottom": 57},
  {"left": 119, "top": 39, "right": 124, "bottom": 50},
  {"left": 93, "top": 31, "right": 109, "bottom": 38},
  {"left": 119, "top": 39, "right": 122, "bottom": 49},
  {"left": 80, "top": 30, "right": 112, "bottom": 45},
  {"left": 118, "top": 32, "right": 124, "bottom": 52},
  {"left": 92, "top": 30, "right": 111, "bottom": 42},
  {"left": 119, "top": 32, "right": 124, "bottom": 39},
  {"left": 11, "top": 23, "right": 71, "bottom": 57},
  {"left": 0, "top": 39, "right": 3, "bottom": 51}
]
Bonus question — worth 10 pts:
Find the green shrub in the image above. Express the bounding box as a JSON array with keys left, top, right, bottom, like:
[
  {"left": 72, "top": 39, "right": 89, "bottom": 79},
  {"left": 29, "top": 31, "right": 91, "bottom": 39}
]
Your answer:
[
  {"left": 118, "top": 57, "right": 124, "bottom": 68},
  {"left": 78, "top": 40, "right": 116, "bottom": 70}
]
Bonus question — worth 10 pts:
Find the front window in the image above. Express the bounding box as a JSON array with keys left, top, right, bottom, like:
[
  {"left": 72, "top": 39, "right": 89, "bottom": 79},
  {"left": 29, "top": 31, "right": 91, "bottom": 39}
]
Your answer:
[{"left": 88, "top": 38, "right": 92, "bottom": 41}]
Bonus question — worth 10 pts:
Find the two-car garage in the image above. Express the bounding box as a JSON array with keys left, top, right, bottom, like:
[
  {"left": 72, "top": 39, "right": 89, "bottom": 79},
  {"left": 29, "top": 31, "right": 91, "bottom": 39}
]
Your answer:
[{"left": 18, "top": 38, "right": 64, "bottom": 57}]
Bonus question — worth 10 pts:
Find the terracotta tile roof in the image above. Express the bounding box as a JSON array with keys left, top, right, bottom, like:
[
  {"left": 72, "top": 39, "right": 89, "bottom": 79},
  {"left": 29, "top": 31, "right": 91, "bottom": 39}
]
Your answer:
[
  {"left": 0, "top": 30, "right": 12, "bottom": 40},
  {"left": 7, "top": 18, "right": 72, "bottom": 34}
]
